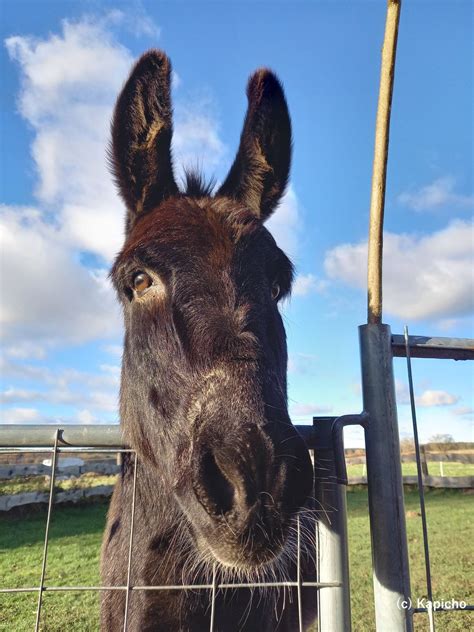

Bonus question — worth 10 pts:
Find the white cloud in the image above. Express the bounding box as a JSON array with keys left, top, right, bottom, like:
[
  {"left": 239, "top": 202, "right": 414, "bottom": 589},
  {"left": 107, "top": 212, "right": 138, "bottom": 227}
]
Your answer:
[
  {"left": 4, "top": 341, "right": 46, "bottom": 360},
  {"left": 398, "top": 176, "right": 474, "bottom": 212},
  {"left": 77, "top": 409, "right": 97, "bottom": 424},
  {"left": 452, "top": 406, "right": 473, "bottom": 417},
  {"left": 395, "top": 374, "right": 468, "bottom": 415},
  {"left": 2, "top": 15, "right": 135, "bottom": 353},
  {"left": 416, "top": 390, "right": 459, "bottom": 408},
  {"left": 1, "top": 407, "right": 40, "bottom": 423},
  {"left": 5, "top": 17, "right": 130, "bottom": 262},
  {"left": 106, "top": 7, "right": 161, "bottom": 39},
  {"left": 0, "top": 206, "right": 121, "bottom": 345},
  {"left": 172, "top": 71, "right": 182, "bottom": 90},
  {"left": 395, "top": 379, "right": 410, "bottom": 405},
  {"left": 1, "top": 388, "right": 42, "bottom": 404},
  {"left": 266, "top": 186, "right": 301, "bottom": 259},
  {"left": 288, "top": 353, "right": 317, "bottom": 375},
  {"left": 365, "top": 379, "right": 461, "bottom": 411},
  {"left": 0, "top": 357, "right": 119, "bottom": 415},
  {"left": 99, "top": 364, "right": 121, "bottom": 378},
  {"left": 290, "top": 402, "right": 333, "bottom": 418},
  {"left": 172, "top": 95, "right": 227, "bottom": 183},
  {"left": 293, "top": 273, "right": 327, "bottom": 297},
  {"left": 0, "top": 384, "right": 118, "bottom": 412},
  {"left": 103, "top": 344, "right": 123, "bottom": 357},
  {"left": 324, "top": 220, "right": 473, "bottom": 321}
]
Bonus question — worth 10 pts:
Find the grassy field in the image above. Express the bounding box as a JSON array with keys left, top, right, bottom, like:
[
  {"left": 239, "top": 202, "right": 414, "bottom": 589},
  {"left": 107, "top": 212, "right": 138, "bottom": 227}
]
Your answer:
[
  {"left": 0, "top": 489, "right": 472, "bottom": 631},
  {"left": 1, "top": 460, "right": 472, "bottom": 498},
  {"left": 346, "top": 462, "right": 474, "bottom": 478}
]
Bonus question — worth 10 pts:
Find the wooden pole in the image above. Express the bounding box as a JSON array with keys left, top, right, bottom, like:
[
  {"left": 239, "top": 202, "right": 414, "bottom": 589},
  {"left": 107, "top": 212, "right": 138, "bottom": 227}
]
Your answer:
[
  {"left": 367, "top": 0, "right": 402, "bottom": 324},
  {"left": 420, "top": 445, "right": 429, "bottom": 476}
]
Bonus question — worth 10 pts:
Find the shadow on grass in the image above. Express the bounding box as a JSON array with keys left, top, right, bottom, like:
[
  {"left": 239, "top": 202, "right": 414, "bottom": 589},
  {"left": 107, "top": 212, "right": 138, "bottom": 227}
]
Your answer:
[{"left": 0, "top": 501, "right": 109, "bottom": 551}]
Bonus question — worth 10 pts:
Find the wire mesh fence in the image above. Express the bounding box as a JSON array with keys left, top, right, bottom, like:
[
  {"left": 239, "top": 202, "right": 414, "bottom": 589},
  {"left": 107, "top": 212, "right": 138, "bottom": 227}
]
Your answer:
[
  {"left": 397, "top": 327, "right": 474, "bottom": 632},
  {"left": 0, "top": 423, "right": 348, "bottom": 632}
]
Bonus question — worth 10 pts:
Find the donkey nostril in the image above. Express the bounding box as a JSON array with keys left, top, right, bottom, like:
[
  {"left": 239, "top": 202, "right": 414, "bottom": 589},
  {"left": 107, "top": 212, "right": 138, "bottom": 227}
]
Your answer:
[{"left": 199, "top": 451, "right": 235, "bottom": 516}]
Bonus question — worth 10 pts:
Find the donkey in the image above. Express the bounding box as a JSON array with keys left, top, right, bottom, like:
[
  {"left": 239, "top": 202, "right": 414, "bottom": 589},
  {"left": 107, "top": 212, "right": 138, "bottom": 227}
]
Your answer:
[{"left": 100, "top": 50, "right": 316, "bottom": 631}]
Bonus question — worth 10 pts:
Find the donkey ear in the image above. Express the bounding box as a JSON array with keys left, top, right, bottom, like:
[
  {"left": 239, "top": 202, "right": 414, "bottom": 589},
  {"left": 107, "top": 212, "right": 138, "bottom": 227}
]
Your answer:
[
  {"left": 110, "top": 50, "right": 179, "bottom": 232},
  {"left": 217, "top": 70, "right": 291, "bottom": 221}
]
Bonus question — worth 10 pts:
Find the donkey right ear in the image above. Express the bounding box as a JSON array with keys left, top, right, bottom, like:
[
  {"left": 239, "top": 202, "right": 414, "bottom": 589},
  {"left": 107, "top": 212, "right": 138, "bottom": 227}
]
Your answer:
[
  {"left": 217, "top": 69, "right": 291, "bottom": 221},
  {"left": 110, "top": 50, "right": 179, "bottom": 233}
]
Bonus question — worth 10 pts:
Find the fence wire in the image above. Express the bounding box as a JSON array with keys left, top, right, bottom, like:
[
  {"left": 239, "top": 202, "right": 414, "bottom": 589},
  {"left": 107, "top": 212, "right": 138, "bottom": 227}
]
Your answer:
[
  {"left": 0, "top": 429, "right": 342, "bottom": 632},
  {"left": 401, "top": 326, "right": 474, "bottom": 631}
]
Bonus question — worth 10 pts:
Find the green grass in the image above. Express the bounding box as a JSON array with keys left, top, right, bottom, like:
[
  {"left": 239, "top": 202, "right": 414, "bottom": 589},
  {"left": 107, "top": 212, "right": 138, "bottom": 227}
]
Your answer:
[
  {"left": 0, "top": 490, "right": 472, "bottom": 631},
  {"left": 0, "top": 473, "right": 117, "bottom": 496},
  {"left": 0, "top": 502, "right": 107, "bottom": 631},
  {"left": 347, "top": 461, "right": 474, "bottom": 477},
  {"left": 346, "top": 487, "right": 473, "bottom": 631},
  {"left": 2, "top": 463, "right": 471, "bottom": 498}
]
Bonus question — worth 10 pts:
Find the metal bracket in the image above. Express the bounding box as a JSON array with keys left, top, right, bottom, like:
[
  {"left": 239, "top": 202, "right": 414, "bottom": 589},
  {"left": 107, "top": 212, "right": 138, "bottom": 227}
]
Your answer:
[{"left": 313, "top": 413, "right": 369, "bottom": 485}]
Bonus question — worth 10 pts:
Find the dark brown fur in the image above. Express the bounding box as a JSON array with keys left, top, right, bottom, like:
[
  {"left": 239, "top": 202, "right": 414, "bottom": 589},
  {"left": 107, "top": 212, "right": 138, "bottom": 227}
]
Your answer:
[{"left": 101, "top": 50, "right": 316, "bottom": 631}]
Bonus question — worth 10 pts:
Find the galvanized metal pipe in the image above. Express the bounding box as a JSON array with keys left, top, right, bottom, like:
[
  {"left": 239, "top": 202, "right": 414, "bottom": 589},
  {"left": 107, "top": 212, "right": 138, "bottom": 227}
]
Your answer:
[
  {"left": 0, "top": 424, "right": 123, "bottom": 447},
  {"left": 314, "top": 417, "right": 352, "bottom": 632},
  {"left": 359, "top": 323, "right": 412, "bottom": 631},
  {"left": 0, "top": 424, "right": 316, "bottom": 449}
]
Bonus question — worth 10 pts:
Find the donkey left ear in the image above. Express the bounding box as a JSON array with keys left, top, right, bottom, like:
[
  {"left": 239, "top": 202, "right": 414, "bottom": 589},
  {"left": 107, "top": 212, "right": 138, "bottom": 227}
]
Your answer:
[
  {"left": 110, "top": 50, "right": 179, "bottom": 233},
  {"left": 217, "top": 69, "right": 292, "bottom": 221}
]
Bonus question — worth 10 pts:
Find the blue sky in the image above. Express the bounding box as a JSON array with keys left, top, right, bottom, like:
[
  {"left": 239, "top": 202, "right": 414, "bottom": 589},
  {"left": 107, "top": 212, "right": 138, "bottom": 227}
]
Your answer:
[{"left": 0, "top": 0, "right": 472, "bottom": 446}]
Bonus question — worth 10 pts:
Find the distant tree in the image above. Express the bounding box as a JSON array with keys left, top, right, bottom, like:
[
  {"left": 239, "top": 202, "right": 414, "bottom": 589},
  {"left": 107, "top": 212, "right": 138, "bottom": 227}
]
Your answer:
[
  {"left": 400, "top": 437, "right": 414, "bottom": 454},
  {"left": 429, "top": 434, "right": 454, "bottom": 444},
  {"left": 428, "top": 433, "right": 455, "bottom": 453}
]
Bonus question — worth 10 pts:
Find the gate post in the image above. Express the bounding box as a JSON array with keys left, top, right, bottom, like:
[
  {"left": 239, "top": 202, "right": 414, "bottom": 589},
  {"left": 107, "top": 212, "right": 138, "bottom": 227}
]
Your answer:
[{"left": 359, "top": 323, "right": 412, "bottom": 631}]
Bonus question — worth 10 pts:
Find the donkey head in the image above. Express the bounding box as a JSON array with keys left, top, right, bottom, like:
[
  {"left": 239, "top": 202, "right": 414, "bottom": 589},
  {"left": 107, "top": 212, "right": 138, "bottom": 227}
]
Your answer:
[{"left": 111, "top": 50, "right": 313, "bottom": 570}]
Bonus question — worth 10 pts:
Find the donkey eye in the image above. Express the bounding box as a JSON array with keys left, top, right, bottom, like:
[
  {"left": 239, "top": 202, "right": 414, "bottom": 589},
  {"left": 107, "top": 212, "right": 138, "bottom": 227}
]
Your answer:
[
  {"left": 132, "top": 272, "right": 152, "bottom": 294},
  {"left": 271, "top": 283, "right": 281, "bottom": 300}
]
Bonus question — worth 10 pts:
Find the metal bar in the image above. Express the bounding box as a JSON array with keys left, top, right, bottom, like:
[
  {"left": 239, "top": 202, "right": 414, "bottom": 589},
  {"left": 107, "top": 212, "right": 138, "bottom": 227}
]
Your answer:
[
  {"left": 392, "top": 335, "right": 474, "bottom": 361},
  {"left": 2, "top": 591, "right": 469, "bottom": 610},
  {"left": 0, "top": 447, "right": 134, "bottom": 454},
  {"left": 123, "top": 452, "right": 138, "bottom": 632},
  {"left": 313, "top": 455, "right": 319, "bottom": 625},
  {"left": 34, "top": 429, "right": 59, "bottom": 632},
  {"left": 0, "top": 424, "right": 123, "bottom": 447},
  {"left": 296, "top": 515, "right": 303, "bottom": 632},
  {"left": 0, "top": 581, "right": 342, "bottom": 594},
  {"left": 359, "top": 323, "right": 412, "bottom": 631},
  {"left": 295, "top": 424, "right": 317, "bottom": 448},
  {"left": 313, "top": 416, "right": 352, "bottom": 632},
  {"left": 209, "top": 564, "right": 217, "bottom": 632},
  {"left": 367, "top": 0, "right": 402, "bottom": 324},
  {"left": 331, "top": 413, "right": 370, "bottom": 484},
  {"left": 0, "top": 425, "right": 317, "bottom": 449},
  {"left": 404, "top": 327, "right": 435, "bottom": 632}
]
